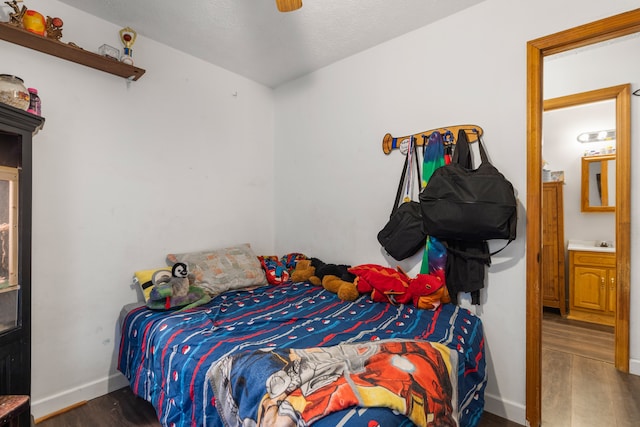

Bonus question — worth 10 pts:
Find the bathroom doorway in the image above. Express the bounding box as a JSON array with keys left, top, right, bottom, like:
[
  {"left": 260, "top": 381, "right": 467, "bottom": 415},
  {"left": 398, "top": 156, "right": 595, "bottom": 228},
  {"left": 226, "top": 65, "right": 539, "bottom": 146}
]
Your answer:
[
  {"left": 537, "top": 83, "right": 631, "bottom": 426},
  {"left": 541, "top": 82, "right": 630, "bottom": 362},
  {"left": 543, "top": 94, "right": 616, "bottom": 318}
]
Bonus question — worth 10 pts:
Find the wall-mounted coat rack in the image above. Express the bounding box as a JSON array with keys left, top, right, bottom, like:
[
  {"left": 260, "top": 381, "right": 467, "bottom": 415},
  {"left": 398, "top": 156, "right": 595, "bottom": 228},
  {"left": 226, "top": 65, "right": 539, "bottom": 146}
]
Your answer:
[{"left": 382, "top": 124, "right": 483, "bottom": 154}]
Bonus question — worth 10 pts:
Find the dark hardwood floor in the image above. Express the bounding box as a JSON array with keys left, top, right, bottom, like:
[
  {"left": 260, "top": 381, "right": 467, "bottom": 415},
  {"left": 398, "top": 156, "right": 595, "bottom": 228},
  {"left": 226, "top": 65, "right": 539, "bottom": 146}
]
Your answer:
[
  {"left": 542, "top": 309, "right": 614, "bottom": 363},
  {"left": 35, "top": 388, "right": 158, "bottom": 427},
  {"left": 542, "top": 309, "right": 640, "bottom": 427},
  {"left": 35, "top": 386, "right": 523, "bottom": 427}
]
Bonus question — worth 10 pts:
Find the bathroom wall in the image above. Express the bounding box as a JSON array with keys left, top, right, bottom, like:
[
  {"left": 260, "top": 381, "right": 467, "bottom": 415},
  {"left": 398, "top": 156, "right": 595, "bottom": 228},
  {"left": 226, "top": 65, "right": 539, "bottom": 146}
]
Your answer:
[{"left": 543, "top": 100, "right": 616, "bottom": 246}]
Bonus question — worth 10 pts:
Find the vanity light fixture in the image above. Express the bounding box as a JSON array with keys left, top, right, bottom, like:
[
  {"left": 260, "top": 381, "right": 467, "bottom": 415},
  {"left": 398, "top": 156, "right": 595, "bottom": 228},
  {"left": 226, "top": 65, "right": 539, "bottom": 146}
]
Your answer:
[{"left": 577, "top": 129, "right": 616, "bottom": 143}]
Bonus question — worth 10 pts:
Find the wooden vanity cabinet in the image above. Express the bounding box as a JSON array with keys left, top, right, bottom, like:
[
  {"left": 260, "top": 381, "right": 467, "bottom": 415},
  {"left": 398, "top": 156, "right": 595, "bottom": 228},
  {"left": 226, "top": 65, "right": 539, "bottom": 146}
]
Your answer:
[
  {"left": 568, "top": 250, "right": 616, "bottom": 326},
  {"left": 542, "top": 181, "right": 566, "bottom": 315}
]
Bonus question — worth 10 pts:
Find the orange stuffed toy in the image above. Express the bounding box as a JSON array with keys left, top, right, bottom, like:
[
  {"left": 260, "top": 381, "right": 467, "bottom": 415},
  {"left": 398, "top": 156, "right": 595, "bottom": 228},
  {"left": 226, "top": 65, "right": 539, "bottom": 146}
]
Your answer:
[{"left": 348, "top": 264, "right": 450, "bottom": 310}]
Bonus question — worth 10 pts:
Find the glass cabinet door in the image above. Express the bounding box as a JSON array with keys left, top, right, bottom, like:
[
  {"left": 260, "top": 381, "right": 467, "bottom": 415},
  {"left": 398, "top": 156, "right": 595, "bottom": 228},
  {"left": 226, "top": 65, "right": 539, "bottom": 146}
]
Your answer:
[{"left": 0, "top": 166, "right": 19, "bottom": 334}]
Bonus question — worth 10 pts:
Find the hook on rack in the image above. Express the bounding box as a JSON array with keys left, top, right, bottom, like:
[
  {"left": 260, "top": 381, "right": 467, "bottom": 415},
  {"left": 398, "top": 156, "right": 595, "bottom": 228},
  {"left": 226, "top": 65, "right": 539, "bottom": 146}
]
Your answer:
[{"left": 633, "top": 88, "right": 640, "bottom": 96}]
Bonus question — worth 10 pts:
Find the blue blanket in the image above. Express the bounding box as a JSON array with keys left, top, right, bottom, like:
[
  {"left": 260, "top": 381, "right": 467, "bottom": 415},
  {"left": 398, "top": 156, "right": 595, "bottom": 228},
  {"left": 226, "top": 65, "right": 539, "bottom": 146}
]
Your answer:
[
  {"left": 118, "top": 282, "right": 486, "bottom": 426},
  {"left": 209, "top": 339, "right": 458, "bottom": 426}
]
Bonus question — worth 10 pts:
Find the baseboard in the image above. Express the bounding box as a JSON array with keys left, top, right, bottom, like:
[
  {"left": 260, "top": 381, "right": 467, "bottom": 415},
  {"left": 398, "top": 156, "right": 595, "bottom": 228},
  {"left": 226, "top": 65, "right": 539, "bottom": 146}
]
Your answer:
[
  {"left": 34, "top": 401, "right": 88, "bottom": 424},
  {"left": 629, "top": 358, "right": 640, "bottom": 376},
  {"left": 483, "top": 392, "right": 527, "bottom": 426},
  {"left": 30, "top": 373, "right": 129, "bottom": 419}
]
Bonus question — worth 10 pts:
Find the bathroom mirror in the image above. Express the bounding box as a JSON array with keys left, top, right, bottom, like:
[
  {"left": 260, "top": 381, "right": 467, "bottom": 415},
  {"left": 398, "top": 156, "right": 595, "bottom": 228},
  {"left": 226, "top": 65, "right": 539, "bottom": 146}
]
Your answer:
[{"left": 581, "top": 154, "right": 616, "bottom": 211}]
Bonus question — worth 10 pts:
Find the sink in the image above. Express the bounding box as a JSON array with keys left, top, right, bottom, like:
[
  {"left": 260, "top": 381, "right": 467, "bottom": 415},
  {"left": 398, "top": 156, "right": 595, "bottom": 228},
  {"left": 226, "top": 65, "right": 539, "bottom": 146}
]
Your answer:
[{"left": 567, "top": 239, "right": 615, "bottom": 253}]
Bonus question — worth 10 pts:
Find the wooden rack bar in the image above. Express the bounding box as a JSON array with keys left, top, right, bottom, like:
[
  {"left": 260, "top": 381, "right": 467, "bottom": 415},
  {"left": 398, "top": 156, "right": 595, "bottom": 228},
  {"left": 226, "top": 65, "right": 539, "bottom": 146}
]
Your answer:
[{"left": 382, "top": 124, "right": 483, "bottom": 154}]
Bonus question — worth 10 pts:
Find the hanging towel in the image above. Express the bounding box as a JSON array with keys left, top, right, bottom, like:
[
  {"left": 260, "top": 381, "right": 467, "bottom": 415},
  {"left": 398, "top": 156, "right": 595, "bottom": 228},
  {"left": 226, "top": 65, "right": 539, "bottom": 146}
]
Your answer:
[{"left": 419, "top": 132, "right": 447, "bottom": 276}]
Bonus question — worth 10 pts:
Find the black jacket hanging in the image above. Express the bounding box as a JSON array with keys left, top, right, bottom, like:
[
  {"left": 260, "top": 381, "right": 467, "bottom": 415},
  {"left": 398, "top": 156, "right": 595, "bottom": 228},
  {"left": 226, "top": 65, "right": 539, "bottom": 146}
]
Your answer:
[{"left": 441, "top": 130, "right": 493, "bottom": 304}]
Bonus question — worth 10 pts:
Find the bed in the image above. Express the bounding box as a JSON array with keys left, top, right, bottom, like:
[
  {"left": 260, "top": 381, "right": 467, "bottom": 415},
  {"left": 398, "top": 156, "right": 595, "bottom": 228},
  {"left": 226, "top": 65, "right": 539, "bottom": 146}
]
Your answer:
[{"left": 118, "top": 281, "right": 486, "bottom": 427}]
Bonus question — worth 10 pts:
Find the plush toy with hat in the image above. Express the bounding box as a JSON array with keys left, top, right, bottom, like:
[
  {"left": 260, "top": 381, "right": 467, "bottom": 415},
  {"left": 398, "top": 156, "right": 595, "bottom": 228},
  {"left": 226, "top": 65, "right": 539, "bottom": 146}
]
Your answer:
[{"left": 147, "top": 262, "right": 211, "bottom": 311}]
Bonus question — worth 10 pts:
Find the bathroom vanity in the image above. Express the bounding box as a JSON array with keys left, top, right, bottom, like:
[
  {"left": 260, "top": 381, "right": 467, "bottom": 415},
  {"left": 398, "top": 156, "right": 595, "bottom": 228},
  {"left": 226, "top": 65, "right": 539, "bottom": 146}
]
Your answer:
[{"left": 567, "top": 241, "right": 616, "bottom": 326}]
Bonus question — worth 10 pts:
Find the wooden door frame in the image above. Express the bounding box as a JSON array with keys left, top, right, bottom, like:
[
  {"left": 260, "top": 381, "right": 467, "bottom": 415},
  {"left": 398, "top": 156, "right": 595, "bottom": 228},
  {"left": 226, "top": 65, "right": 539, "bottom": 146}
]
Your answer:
[{"left": 526, "top": 9, "right": 639, "bottom": 426}]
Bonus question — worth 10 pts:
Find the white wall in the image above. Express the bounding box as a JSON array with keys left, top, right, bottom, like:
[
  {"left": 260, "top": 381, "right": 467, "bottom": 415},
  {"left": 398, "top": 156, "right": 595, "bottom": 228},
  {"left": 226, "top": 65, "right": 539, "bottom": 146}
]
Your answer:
[
  {"left": 2, "top": 0, "right": 275, "bottom": 418},
  {"left": 544, "top": 101, "right": 616, "bottom": 245},
  {"left": 273, "top": 0, "right": 640, "bottom": 424}
]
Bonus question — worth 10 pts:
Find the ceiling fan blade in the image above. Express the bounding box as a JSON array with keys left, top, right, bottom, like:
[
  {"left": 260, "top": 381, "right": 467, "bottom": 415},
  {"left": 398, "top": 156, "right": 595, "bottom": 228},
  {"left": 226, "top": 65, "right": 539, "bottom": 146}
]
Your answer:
[{"left": 276, "top": 0, "right": 303, "bottom": 12}]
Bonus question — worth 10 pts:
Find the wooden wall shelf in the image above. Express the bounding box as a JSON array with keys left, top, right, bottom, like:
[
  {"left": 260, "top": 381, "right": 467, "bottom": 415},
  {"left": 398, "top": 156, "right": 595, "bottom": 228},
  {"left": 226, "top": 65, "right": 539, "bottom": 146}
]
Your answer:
[{"left": 0, "top": 22, "right": 145, "bottom": 81}]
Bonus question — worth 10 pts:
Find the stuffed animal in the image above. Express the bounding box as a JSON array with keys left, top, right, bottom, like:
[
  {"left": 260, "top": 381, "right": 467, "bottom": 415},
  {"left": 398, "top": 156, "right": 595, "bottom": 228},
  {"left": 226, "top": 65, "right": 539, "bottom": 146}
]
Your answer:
[
  {"left": 280, "top": 253, "right": 308, "bottom": 272},
  {"left": 147, "top": 262, "right": 211, "bottom": 311},
  {"left": 348, "top": 264, "right": 450, "bottom": 310},
  {"left": 290, "top": 259, "right": 315, "bottom": 282},
  {"left": 405, "top": 269, "right": 451, "bottom": 310},
  {"left": 289, "top": 257, "right": 359, "bottom": 301},
  {"left": 258, "top": 255, "right": 291, "bottom": 285},
  {"left": 308, "top": 258, "right": 360, "bottom": 301}
]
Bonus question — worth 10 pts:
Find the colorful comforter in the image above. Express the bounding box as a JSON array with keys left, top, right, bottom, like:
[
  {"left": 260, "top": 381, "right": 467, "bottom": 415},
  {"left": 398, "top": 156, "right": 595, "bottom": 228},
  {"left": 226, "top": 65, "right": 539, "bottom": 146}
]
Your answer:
[{"left": 118, "top": 282, "right": 486, "bottom": 427}]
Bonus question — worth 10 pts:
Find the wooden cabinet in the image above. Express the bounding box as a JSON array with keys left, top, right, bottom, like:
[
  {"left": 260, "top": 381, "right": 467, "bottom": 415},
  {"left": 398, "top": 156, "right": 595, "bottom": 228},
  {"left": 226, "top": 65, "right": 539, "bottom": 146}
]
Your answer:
[
  {"left": 568, "top": 250, "right": 616, "bottom": 326},
  {"left": 542, "top": 181, "right": 566, "bottom": 315},
  {"left": 0, "top": 102, "right": 44, "bottom": 427}
]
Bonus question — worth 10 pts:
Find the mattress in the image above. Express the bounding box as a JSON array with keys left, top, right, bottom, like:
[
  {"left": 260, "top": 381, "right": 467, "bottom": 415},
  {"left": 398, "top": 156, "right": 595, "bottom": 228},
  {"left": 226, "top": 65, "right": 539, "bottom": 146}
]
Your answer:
[{"left": 118, "top": 281, "right": 486, "bottom": 426}]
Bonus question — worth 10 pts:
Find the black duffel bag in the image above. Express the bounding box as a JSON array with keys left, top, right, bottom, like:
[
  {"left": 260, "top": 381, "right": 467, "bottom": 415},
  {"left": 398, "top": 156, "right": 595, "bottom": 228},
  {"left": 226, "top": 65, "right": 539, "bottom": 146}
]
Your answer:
[
  {"left": 419, "top": 130, "right": 517, "bottom": 242},
  {"left": 377, "top": 139, "right": 427, "bottom": 260}
]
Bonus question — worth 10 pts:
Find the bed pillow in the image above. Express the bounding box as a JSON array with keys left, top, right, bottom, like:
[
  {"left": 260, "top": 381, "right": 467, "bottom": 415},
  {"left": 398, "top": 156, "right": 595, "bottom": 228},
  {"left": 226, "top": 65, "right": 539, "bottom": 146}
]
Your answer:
[
  {"left": 166, "top": 243, "right": 267, "bottom": 296},
  {"left": 133, "top": 267, "right": 172, "bottom": 303}
]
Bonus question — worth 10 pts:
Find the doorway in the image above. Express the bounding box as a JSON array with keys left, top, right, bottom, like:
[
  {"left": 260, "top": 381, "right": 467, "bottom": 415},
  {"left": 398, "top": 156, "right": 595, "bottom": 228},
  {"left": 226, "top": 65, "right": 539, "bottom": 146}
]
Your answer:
[
  {"left": 543, "top": 89, "right": 619, "bottom": 329},
  {"left": 541, "top": 88, "right": 623, "bottom": 426},
  {"left": 525, "top": 9, "right": 639, "bottom": 427}
]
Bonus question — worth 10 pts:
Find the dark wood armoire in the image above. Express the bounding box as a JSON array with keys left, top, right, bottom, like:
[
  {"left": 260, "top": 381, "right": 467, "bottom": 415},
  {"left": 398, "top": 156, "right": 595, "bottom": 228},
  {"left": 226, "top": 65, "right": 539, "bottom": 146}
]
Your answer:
[{"left": 0, "top": 102, "right": 44, "bottom": 426}]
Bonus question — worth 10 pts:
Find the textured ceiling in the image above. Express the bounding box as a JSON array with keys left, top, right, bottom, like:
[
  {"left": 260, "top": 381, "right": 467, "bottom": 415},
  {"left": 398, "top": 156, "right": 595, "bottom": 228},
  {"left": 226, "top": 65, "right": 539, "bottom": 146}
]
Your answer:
[{"left": 56, "top": 0, "right": 485, "bottom": 88}]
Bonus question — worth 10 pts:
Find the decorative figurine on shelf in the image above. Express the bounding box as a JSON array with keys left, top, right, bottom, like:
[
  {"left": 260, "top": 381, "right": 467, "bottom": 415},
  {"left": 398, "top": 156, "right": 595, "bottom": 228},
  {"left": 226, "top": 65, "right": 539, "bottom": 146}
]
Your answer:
[
  {"left": 4, "top": 1, "right": 26, "bottom": 27},
  {"left": 45, "top": 15, "right": 63, "bottom": 40},
  {"left": 119, "top": 26, "right": 137, "bottom": 65},
  {"left": 22, "top": 8, "right": 45, "bottom": 35}
]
